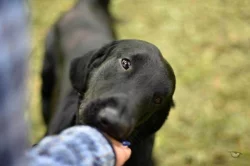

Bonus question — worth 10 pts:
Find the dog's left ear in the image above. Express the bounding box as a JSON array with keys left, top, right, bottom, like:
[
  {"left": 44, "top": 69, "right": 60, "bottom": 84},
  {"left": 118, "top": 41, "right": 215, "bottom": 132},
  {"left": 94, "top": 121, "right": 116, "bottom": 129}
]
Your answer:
[{"left": 70, "top": 41, "right": 118, "bottom": 94}]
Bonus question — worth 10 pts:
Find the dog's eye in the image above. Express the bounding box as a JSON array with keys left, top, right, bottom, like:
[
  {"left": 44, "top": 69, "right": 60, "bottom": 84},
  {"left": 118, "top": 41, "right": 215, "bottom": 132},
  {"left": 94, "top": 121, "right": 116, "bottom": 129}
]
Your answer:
[
  {"left": 121, "top": 58, "right": 131, "bottom": 70},
  {"left": 153, "top": 96, "right": 163, "bottom": 104}
]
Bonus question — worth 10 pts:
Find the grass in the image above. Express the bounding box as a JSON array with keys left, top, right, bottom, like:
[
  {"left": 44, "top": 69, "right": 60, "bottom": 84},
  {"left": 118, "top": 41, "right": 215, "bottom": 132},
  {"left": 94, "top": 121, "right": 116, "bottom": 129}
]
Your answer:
[{"left": 30, "top": 0, "right": 250, "bottom": 165}]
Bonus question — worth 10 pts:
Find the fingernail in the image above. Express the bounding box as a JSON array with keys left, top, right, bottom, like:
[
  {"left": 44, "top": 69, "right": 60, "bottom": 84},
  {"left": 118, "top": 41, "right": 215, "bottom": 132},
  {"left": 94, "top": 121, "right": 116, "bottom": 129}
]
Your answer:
[{"left": 122, "top": 141, "right": 131, "bottom": 146}]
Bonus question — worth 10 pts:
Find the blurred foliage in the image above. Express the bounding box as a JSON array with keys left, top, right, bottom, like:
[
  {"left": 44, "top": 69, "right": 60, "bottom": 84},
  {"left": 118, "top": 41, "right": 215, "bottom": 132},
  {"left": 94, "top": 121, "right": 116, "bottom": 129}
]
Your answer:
[{"left": 30, "top": 0, "right": 250, "bottom": 165}]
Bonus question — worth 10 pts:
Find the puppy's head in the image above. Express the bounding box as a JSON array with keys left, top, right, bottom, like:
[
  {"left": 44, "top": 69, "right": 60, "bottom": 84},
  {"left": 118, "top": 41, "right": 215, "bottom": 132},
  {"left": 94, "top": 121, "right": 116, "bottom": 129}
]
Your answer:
[{"left": 70, "top": 39, "right": 176, "bottom": 143}]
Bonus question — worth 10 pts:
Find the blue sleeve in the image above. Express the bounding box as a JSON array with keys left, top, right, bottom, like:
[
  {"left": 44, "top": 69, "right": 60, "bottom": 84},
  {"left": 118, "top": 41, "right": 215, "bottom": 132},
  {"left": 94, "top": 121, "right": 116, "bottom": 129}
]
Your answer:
[
  {"left": 26, "top": 126, "right": 116, "bottom": 166},
  {"left": 0, "top": 0, "right": 30, "bottom": 165}
]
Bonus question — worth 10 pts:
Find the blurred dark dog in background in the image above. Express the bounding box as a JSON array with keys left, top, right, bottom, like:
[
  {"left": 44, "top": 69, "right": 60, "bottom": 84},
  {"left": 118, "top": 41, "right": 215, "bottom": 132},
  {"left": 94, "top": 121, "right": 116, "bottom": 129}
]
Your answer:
[
  {"left": 41, "top": 0, "right": 115, "bottom": 127},
  {"left": 41, "top": 1, "right": 176, "bottom": 166}
]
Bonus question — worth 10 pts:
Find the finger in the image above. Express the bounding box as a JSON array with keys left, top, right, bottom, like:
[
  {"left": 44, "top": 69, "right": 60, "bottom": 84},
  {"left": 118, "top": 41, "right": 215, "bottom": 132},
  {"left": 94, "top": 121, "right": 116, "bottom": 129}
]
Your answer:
[
  {"left": 103, "top": 134, "right": 131, "bottom": 166},
  {"left": 114, "top": 145, "right": 131, "bottom": 166}
]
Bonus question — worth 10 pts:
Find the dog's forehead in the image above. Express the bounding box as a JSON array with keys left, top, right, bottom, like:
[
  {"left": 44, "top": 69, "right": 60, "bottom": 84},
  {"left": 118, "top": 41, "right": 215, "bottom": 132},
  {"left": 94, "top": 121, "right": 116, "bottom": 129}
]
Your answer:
[{"left": 113, "top": 40, "right": 161, "bottom": 57}]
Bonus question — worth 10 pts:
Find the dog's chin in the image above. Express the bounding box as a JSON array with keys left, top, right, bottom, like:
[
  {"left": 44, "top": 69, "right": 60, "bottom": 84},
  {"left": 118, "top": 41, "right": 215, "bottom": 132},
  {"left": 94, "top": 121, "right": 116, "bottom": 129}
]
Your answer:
[
  {"left": 97, "top": 121, "right": 134, "bottom": 141},
  {"left": 97, "top": 124, "right": 125, "bottom": 141},
  {"left": 78, "top": 118, "right": 131, "bottom": 141},
  {"left": 79, "top": 116, "right": 133, "bottom": 141}
]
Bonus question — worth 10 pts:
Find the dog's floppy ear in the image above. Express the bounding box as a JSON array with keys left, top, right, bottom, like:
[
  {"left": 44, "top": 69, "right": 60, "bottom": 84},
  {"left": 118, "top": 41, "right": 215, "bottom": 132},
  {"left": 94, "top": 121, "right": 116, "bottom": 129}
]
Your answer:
[
  {"left": 129, "top": 99, "right": 174, "bottom": 144},
  {"left": 70, "top": 41, "right": 118, "bottom": 94}
]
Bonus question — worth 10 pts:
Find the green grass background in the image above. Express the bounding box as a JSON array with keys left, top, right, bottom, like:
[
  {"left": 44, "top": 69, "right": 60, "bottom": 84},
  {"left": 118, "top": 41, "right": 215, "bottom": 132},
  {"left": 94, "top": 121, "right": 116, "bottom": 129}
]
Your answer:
[{"left": 30, "top": 0, "right": 250, "bottom": 165}]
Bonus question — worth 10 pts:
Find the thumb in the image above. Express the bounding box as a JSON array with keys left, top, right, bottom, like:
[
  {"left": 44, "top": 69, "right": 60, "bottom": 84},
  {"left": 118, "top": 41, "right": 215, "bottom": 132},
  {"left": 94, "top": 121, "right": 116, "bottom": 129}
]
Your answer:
[
  {"left": 105, "top": 135, "right": 132, "bottom": 166},
  {"left": 114, "top": 145, "right": 131, "bottom": 166}
]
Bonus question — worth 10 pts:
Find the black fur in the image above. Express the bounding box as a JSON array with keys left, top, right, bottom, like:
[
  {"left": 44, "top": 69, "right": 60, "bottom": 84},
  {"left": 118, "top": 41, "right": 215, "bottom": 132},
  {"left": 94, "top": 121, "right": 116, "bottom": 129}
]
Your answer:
[
  {"left": 41, "top": 1, "right": 176, "bottom": 166},
  {"left": 68, "top": 40, "right": 176, "bottom": 143}
]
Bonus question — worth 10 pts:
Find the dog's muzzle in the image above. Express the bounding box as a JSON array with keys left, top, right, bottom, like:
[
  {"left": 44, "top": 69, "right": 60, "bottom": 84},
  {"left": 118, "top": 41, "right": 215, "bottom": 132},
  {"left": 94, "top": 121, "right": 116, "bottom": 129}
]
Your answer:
[{"left": 77, "top": 95, "right": 135, "bottom": 140}]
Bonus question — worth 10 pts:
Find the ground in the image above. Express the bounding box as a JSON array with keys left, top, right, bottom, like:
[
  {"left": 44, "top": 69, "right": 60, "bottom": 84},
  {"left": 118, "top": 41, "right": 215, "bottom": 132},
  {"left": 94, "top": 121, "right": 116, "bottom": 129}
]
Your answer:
[{"left": 30, "top": 0, "right": 250, "bottom": 165}]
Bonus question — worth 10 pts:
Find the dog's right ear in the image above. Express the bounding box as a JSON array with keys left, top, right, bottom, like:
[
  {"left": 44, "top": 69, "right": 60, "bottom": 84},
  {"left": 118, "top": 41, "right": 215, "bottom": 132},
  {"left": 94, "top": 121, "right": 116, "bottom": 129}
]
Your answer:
[
  {"left": 70, "top": 50, "right": 96, "bottom": 94},
  {"left": 70, "top": 41, "right": 118, "bottom": 94}
]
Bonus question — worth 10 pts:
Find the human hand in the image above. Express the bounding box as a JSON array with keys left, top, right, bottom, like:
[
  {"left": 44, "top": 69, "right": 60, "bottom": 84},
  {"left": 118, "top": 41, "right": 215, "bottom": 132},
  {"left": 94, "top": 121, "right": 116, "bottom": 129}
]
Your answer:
[{"left": 105, "top": 135, "right": 132, "bottom": 166}]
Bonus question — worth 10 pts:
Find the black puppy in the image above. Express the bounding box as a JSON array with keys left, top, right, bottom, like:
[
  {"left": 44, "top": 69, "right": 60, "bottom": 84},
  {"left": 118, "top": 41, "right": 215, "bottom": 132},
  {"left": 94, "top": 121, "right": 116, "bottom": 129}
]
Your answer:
[
  {"left": 41, "top": 1, "right": 176, "bottom": 166},
  {"left": 69, "top": 40, "right": 176, "bottom": 166},
  {"left": 70, "top": 40, "right": 176, "bottom": 141},
  {"left": 46, "top": 39, "right": 176, "bottom": 166}
]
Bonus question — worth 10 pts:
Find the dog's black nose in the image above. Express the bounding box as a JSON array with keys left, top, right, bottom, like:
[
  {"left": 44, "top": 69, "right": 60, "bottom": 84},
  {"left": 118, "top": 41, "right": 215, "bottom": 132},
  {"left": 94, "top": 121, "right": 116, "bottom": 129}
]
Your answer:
[{"left": 98, "top": 107, "right": 130, "bottom": 139}]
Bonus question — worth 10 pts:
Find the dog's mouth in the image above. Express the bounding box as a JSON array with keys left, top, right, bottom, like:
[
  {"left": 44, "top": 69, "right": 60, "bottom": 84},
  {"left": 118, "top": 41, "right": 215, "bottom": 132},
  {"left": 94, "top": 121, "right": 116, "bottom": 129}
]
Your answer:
[{"left": 77, "top": 98, "right": 135, "bottom": 141}]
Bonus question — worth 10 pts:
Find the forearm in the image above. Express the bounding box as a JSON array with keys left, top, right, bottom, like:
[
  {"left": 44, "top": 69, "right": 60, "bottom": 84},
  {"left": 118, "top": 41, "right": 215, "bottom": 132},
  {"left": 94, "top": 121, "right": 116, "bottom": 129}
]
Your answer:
[{"left": 26, "top": 126, "right": 115, "bottom": 166}]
